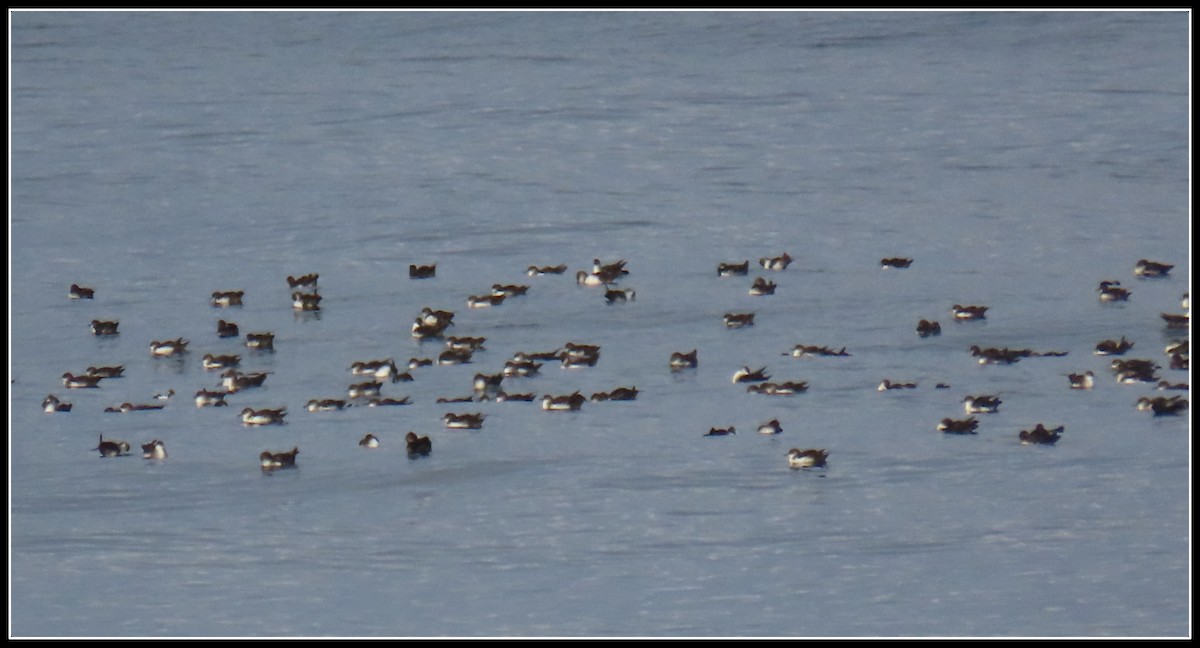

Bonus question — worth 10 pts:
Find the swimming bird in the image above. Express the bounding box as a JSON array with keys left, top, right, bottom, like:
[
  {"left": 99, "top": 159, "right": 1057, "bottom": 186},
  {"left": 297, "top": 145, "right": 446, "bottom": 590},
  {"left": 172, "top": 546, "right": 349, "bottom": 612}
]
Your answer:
[
  {"left": 350, "top": 358, "right": 402, "bottom": 380},
  {"left": 878, "top": 379, "right": 917, "bottom": 391},
  {"left": 409, "top": 263, "right": 437, "bottom": 279},
  {"left": 502, "top": 359, "right": 542, "bottom": 378},
  {"left": 1067, "top": 371, "right": 1095, "bottom": 390},
  {"left": 723, "top": 312, "right": 755, "bottom": 329},
  {"left": 260, "top": 447, "right": 299, "bottom": 471},
  {"left": 1094, "top": 336, "right": 1133, "bottom": 356},
  {"left": 347, "top": 380, "right": 383, "bottom": 399},
  {"left": 542, "top": 392, "right": 586, "bottom": 411},
  {"left": 42, "top": 394, "right": 72, "bottom": 413},
  {"left": 90, "top": 320, "right": 119, "bottom": 336},
  {"left": 786, "top": 448, "right": 829, "bottom": 469},
  {"left": 405, "top": 431, "right": 432, "bottom": 457},
  {"left": 287, "top": 273, "right": 319, "bottom": 290},
  {"left": 141, "top": 440, "right": 168, "bottom": 460},
  {"left": 1019, "top": 424, "right": 1063, "bottom": 446},
  {"left": 916, "top": 319, "right": 942, "bottom": 338},
  {"left": 221, "top": 369, "right": 270, "bottom": 392},
  {"left": 1133, "top": 259, "right": 1173, "bottom": 278},
  {"left": 759, "top": 252, "right": 793, "bottom": 271},
  {"left": 366, "top": 396, "right": 411, "bottom": 407},
  {"left": 1097, "top": 280, "right": 1131, "bottom": 302},
  {"left": 880, "top": 257, "right": 913, "bottom": 269},
  {"left": 217, "top": 319, "right": 240, "bottom": 338},
  {"left": 69, "top": 283, "right": 95, "bottom": 299},
  {"left": 937, "top": 417, "right": 979, "bottom": 434},
  {"left": 604, "top": 287, "right": 636, "bottom": 303},
  {"left": 527, "top": 264, "right": 568, "bottom": 276},
  {"left": 757, "top": 419, "right": 783, "bottom": 435},
  {"left": 359, "top": 434, "right": 380, "bottom": 449},
  {"left": 787, "top": 344, "right": 850, "bottom": 358},
  {"left": 951, "top": 305, "right": 988, "bottom": 321},
  {"left": 963, "top": 395, "right": 1002, "bottom": 414},
  {"left": 591, "top": 386, "right": 639, "bottom": 401},
  {"left": 717, "top": 260, "right": 750, "bottom": 276},
  {"left": 85, "top": 365, "right": 125, "bottom": 378},
  {"left": 211, "top": 290, "right": 244, "bottom": 307},
  {"left": 494, "top": 391, "right": 537, "bottom": 402},
  {"left": 306, "top": 398, "right": 350, "bottom": 412},
  {"left": 1136, "top": 396, "right": 1189, "bottom": 417},
  {"left": 732, "top": 366, "right": 770, "bottom": 384},
  {"left": 95, "top": 435, "right": 131, "bottom": 458},
  {"left": 1161, "top": 313, "right": 1189, "bottom": 330},
  {"left": 705, "top": 426, "right": 736, "bottom": 436},
  {"left": 61, "top": 372, "right": 103, "bottom": 389},
  {"left": 114, "top": 402, "right": 166, "bottom": 413},
  {"left": 592, "top": 258, "right": 630, "bottom": 280},
  {"left": 202, "top": 353, "right": 241, "bottom": 370},
  {"left": 492, "top": 283, "right": 529, "bottom": 297},
  {"left": 292, "top": 291, "right": 322, "bottom": 311},
  {"left": 1156, "top": 380, "right": 1189, "bottom": 391},
  {"left": 669, "top": 349, "right": 698, "bottom": 371},
  {"left": 245, "top": 332, "right": 275, "bottom": 350},
  {"left": 747, "top": 381, "right": 809, "bottom": 396},
  {"left": 443, "top": 412, "right": 485, "bottom": 429},
  {"left": 749, "top": 277, "right": 776, "bottom": 296},
  {"left": 153, "top": 389, "right": 174, "bottom": 401},
  {"left": 467, "top": 293, "right": 506, "bottom": 308},
  {"left": 240, "top": 407, "right": 287, "bottom": 426},
  {"left": 149, "top": 338, "right": 189, "bottom": 357},
  {"left": 194, "top": 388, "right": 229, "bottom": 408}
]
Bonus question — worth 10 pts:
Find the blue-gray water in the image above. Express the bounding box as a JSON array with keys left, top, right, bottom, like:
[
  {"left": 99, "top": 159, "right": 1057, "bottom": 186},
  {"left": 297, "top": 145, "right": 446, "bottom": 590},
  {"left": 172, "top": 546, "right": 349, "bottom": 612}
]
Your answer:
[{"left": 8, "top": 10, "right": 1191, "bottom": 638}]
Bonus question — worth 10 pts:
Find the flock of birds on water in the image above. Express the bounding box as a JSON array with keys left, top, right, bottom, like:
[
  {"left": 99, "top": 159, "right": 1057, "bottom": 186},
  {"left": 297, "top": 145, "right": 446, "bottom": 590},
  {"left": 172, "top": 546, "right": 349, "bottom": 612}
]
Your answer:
[{"left": 44, "top": 254, "right": 1190, "bottom": 474}]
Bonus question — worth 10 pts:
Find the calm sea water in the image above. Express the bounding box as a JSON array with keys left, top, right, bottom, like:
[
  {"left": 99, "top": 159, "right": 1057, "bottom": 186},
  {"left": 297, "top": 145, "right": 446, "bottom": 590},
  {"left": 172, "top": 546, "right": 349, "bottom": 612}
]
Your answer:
[{"left": 9, "top": 10, "right": 1191, "bottom": 638}]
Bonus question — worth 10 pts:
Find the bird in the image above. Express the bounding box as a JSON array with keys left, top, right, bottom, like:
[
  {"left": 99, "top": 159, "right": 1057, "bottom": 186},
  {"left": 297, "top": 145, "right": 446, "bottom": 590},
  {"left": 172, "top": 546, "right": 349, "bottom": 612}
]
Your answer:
[
  {"left": 880, "top": 257, "right": 913, "bottom": 269},
  {"left": 757, "top": 419, "right": 783, "bottom": 435},
  {"left": 260, "top": 447, "right": 299, "bottom": 472},
  {"left": 217, "top": 319, "right": 240, "bottom": 338},
  {"left": 68, "top": 283, "right": 95, "bottom": 299},
  {"left": 604, "top": 287, "right": 636, "bottom": 303},
  {"left": 194, "top": 389, "right": 229, "bottom": 408},
  {"left": 669, "top": 349, "right": 698, "bottom": 371},
  {"left": 90, "top": 320, "right": 119, "bottom": 336},
  {"left": 723, "top": 312, "right": 755, "bottom": 329},
  {"left": 704, "top": 426, "right": 736, "bottom": 437},
  {"left": 732, "top": 366, "right": 770, "bottom": 383},
  {"left": 291, "top": 291, "right": 322, "bottom": 311},
  {"left": 210, "top": 290, "right": 244, "bottom": 307},
  {"left": 1094, "top": 336, "right": 1133, "bottom": 356},
  {"left": 542, "top": 392, "right": 586, "bottom": 411},
  {"left": 202, "top": 353, "right": 241, "bottom": 370},
  {"left": 786, "top": 448, "right": 829, "bottom": 469},
  {"left": 591, "top": 386, "right": 639, "bottom": 402},
  {"left": 1067, "top": 371, "right": 1095, "bottom": 390},
  {"left": 85, "top": 365, "right": 125, "bottom": 378},
  {"left": 749, "top": 277, "right": 776, "bottom": 296},
  {"left": 443, "top": 412, "right": 485, "bottom": 429},
  {"left": 963, "top": 395, "right": 1002, "bottom": 414},
  {"left": 1097, "top": 280, "right": 1131, "bottom": 302},
  {"left": 149, "top": 338, "right": 189, "bottom": 357},
  {"left": 951, "top": 305, "right": 988, "bottom": 321},
  {"left": 359, "top": 434, "right": 380, "bottom": 449},
  {"left": 240, "top": 407, "right": 287, "bottom": 426},
  {"left": 306, "top": 399, "right": 349, "bottom": 412},
  {"left": 347, "top": 380, "right": 383, "bottom": 399},
  {"left": 916, "top": 319, "right": 942, "bottom": 338},
  {"left": 717, "top": 260, "right": 750, "bottom": 276},
  {"left": 759, "top": 252, "right": 793, "bottom": 271},
  {"left": 94, "top": 435, "right": 131, "bottom": 458},
  {"left": 937, "top": 417, "right": 979, "bottom": 434},
  {"left": 405, "top": 432, "right": 432, "bottom": 457},
  {"left": 1133, "top": 259, "right": 1173, "bottom": 278},
  {"left": 527, "top": 264, "right": 568, "bottom": 276},
  {"left": 747, "top": 381, "right": 808, "bottom": 395},
  {"left": 245, "top": 332, "right": 275, "bottom": 350},
  {"left": 1020, "top": 424, "right": 1063, "bottom": 446},
  {"left": 409, "top": 263, "right": 437, "bottom": 279},
  {"left": 141, "top": 440, "right": 168, "bottom": 460},
  {"left": 61, "top": 372, "right": 103, "bottom": 389},
  {"left": 878, "top": 379, "right": 917, "bottom": 391},
  {"left": 286, "top": 273, "right": 319, "bottom": 290},
  {"left": 42, "top": 394, "right": 72, "bottom": 413}
]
